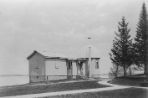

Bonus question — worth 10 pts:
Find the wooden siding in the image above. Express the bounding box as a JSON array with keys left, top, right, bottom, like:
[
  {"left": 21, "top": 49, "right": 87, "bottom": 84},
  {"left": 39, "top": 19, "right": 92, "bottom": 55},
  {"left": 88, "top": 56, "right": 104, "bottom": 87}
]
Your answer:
[
  {"left": 45, "top": 59, "right": 67, "bottom": 80},
  {"left": 29, "top": 53, "right": 45, "bottom": 82}
]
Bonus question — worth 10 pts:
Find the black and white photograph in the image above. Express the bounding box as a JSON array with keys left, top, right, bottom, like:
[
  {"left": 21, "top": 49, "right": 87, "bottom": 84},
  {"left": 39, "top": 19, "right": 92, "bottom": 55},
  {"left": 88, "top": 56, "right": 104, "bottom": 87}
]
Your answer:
[{"left": 0, "top": 0, "right": 148, "bottom": 98}]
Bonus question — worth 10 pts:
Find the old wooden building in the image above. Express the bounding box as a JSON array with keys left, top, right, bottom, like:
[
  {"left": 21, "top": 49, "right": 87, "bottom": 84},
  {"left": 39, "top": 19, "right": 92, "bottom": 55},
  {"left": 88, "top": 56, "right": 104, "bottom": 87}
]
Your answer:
[{"left": 27, "top": 50, "right": 100, "bottom": 83}]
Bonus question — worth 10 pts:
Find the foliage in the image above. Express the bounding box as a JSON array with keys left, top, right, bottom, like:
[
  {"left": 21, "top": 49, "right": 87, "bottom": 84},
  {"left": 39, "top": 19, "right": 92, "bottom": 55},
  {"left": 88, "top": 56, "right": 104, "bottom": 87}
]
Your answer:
[
  {"left": 109, "top": 17, "right": 133, "bottom": 77},
  {"left": 133, "top": 3, "right": 148, "bottom": 70}
]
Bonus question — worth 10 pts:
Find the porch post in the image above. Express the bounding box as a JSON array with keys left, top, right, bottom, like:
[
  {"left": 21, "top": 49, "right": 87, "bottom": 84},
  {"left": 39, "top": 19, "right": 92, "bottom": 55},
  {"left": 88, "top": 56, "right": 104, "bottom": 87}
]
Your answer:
[
  {"left": 85, "top": 60, "right": 89, "bottom": 78},
  {"left": 70, "top": 61, "right": 73, "bottom": 79},
  {"left": 76, "top": 61, "right": 81, "bottom": 79},
  {"left": 66, "top": 60, "right": 73, "bottom": 79}
]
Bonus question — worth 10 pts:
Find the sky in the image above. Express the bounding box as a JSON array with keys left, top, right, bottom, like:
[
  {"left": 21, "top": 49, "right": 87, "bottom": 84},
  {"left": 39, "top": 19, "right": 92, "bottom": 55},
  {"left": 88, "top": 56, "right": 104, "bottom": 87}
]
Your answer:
[{"left": 0, "top": 0, "right": 147, "bottom": 75}]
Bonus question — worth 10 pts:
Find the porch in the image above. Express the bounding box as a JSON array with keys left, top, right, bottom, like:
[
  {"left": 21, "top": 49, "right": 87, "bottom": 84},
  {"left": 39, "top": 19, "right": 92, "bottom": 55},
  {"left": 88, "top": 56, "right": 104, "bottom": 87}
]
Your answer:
[{"left": 66, "top": 58, "right": 89, "bottom": 79}]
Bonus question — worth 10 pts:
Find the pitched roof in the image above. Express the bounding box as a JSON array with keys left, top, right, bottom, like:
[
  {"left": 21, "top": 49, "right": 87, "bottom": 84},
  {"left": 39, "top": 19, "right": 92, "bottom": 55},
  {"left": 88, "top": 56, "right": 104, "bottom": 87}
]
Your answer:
[
  {"left": 27, "top": 50, "right": 41, "bottom": 59},
  {"left": 27, "top": 50, "right": 100, "bottom": 60},
  {"left": 27, "top": 50, "right": 68, "bottom": 60}
]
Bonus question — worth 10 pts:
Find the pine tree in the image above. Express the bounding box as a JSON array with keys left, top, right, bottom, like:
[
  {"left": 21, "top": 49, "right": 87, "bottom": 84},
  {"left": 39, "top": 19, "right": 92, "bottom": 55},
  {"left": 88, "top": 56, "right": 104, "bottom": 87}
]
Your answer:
[
  {"left": 110, "top": 17, "right": 133, "bottom": 77},
  {"left": 134, "top": 3, "right": 148, "bottom": 75}
]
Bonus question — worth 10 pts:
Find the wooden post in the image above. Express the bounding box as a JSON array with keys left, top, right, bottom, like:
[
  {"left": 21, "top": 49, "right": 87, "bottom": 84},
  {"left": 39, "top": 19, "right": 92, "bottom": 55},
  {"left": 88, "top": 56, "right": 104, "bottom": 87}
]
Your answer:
[
  {"left": 67, "top": 60, "right": 71, "bottom": 79},
  {"left": 76, "top": 61, "right": 81, "bottom": 79},
  {"left": 85, "top": 60, "right": 89, "bottom": 78}
]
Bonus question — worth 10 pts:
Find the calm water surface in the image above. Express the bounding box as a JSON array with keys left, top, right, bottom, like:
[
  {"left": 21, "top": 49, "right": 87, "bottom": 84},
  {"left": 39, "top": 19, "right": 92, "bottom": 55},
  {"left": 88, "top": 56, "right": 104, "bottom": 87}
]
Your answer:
[{"left": 0, "top": 75, "right": 29, "bottom": 87}]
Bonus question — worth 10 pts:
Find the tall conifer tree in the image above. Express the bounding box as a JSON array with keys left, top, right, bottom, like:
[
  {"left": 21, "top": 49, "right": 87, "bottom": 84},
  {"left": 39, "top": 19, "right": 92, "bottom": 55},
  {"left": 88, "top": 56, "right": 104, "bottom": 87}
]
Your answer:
[
  {"left": 110, "top": 17, "right": 133, "bottom": 77},
  {"left": 134, "top": 3, "right": 148, "bottom": 75}
]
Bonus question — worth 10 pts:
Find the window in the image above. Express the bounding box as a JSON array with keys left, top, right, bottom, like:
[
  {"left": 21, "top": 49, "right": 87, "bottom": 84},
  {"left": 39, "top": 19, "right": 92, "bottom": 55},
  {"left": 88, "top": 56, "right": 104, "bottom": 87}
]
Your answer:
[
  {"left": 35, "top": 67, "right": 39, "bottom": 69},
  {"left": 55, "top": 62, "right": 59, "bottom": 69},
  {"left": 95, "top": 61, "right": 99, "bottom": 69}
]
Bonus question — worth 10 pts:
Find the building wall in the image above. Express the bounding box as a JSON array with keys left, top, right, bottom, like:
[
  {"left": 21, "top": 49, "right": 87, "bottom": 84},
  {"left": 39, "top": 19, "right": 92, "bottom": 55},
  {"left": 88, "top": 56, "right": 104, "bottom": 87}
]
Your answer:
[
  {"left": 29, "top": 53, "right": 45, "bottom": 82},
  {"left": 45, "top": 59, "right": 67, "bottom": 80}
]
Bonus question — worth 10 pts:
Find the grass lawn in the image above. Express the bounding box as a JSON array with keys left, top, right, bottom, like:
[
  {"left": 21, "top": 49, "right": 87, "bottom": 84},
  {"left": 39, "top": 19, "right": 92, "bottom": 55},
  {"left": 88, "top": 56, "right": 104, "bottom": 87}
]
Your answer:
[
  {"left": 109, "top": 74, "right": 146, "bottom": 86},
  {"left": 0, "top": 80, "right": 108, "bottom": 97},
  {"left": 39, "top": 87, "right": 148, "bottom": 98}
]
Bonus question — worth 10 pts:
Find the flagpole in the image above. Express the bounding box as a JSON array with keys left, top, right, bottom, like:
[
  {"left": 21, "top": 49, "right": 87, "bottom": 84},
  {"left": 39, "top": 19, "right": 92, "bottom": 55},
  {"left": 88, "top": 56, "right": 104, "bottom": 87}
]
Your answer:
[{"left": 88, "top": 37, "right": 91, "bottom": 77}]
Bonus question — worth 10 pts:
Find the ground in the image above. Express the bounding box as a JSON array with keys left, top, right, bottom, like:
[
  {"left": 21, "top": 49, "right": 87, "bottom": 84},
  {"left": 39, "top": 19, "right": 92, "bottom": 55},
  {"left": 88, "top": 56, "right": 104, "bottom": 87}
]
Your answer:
[
  {"left": 0, "top": 80, "right": 108, "bottom": 97},
  {"left": 0, "top": 75, "right": 147, "bottom": 98},
  {"left": 109, "top": 74, "right": 146, "bottom": 86},
  {"left": 39, "top": 87, "right": 148, "bottom": 98}
]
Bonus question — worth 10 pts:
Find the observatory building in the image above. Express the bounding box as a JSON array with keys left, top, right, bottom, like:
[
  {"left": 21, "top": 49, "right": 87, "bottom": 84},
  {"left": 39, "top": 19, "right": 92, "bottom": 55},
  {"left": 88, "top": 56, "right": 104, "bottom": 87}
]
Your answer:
[{"left": 27, "top": 50, "right": 100, "bottom": 83}]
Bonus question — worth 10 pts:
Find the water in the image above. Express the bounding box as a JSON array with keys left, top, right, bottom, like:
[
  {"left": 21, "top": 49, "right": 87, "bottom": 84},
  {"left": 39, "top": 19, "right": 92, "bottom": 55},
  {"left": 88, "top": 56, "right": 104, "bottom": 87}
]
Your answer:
[{"left": 0, "top": 75, "right": 29, "bottom": 87}]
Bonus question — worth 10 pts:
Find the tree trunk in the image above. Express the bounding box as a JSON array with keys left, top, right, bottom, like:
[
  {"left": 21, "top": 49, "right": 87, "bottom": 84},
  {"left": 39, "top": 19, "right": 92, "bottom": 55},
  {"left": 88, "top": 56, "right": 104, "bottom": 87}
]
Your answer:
[
  {"left": 144, "top": 64, "right": 147, "bottom": 74},
  {"left": 144, "top": 49, "right": 148, "bottom": 81},
  {"left": 123, "top": 65, "right": 127, "bottom": 77},
  {"left": 115, "top": 65, "right": 119, "bottom": 78},
  {"left": 146, "top": 39, "right": 148, "bottom": 81},
  {"left": 129, "top": 66, "right": 132, "bottom": 76}
]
